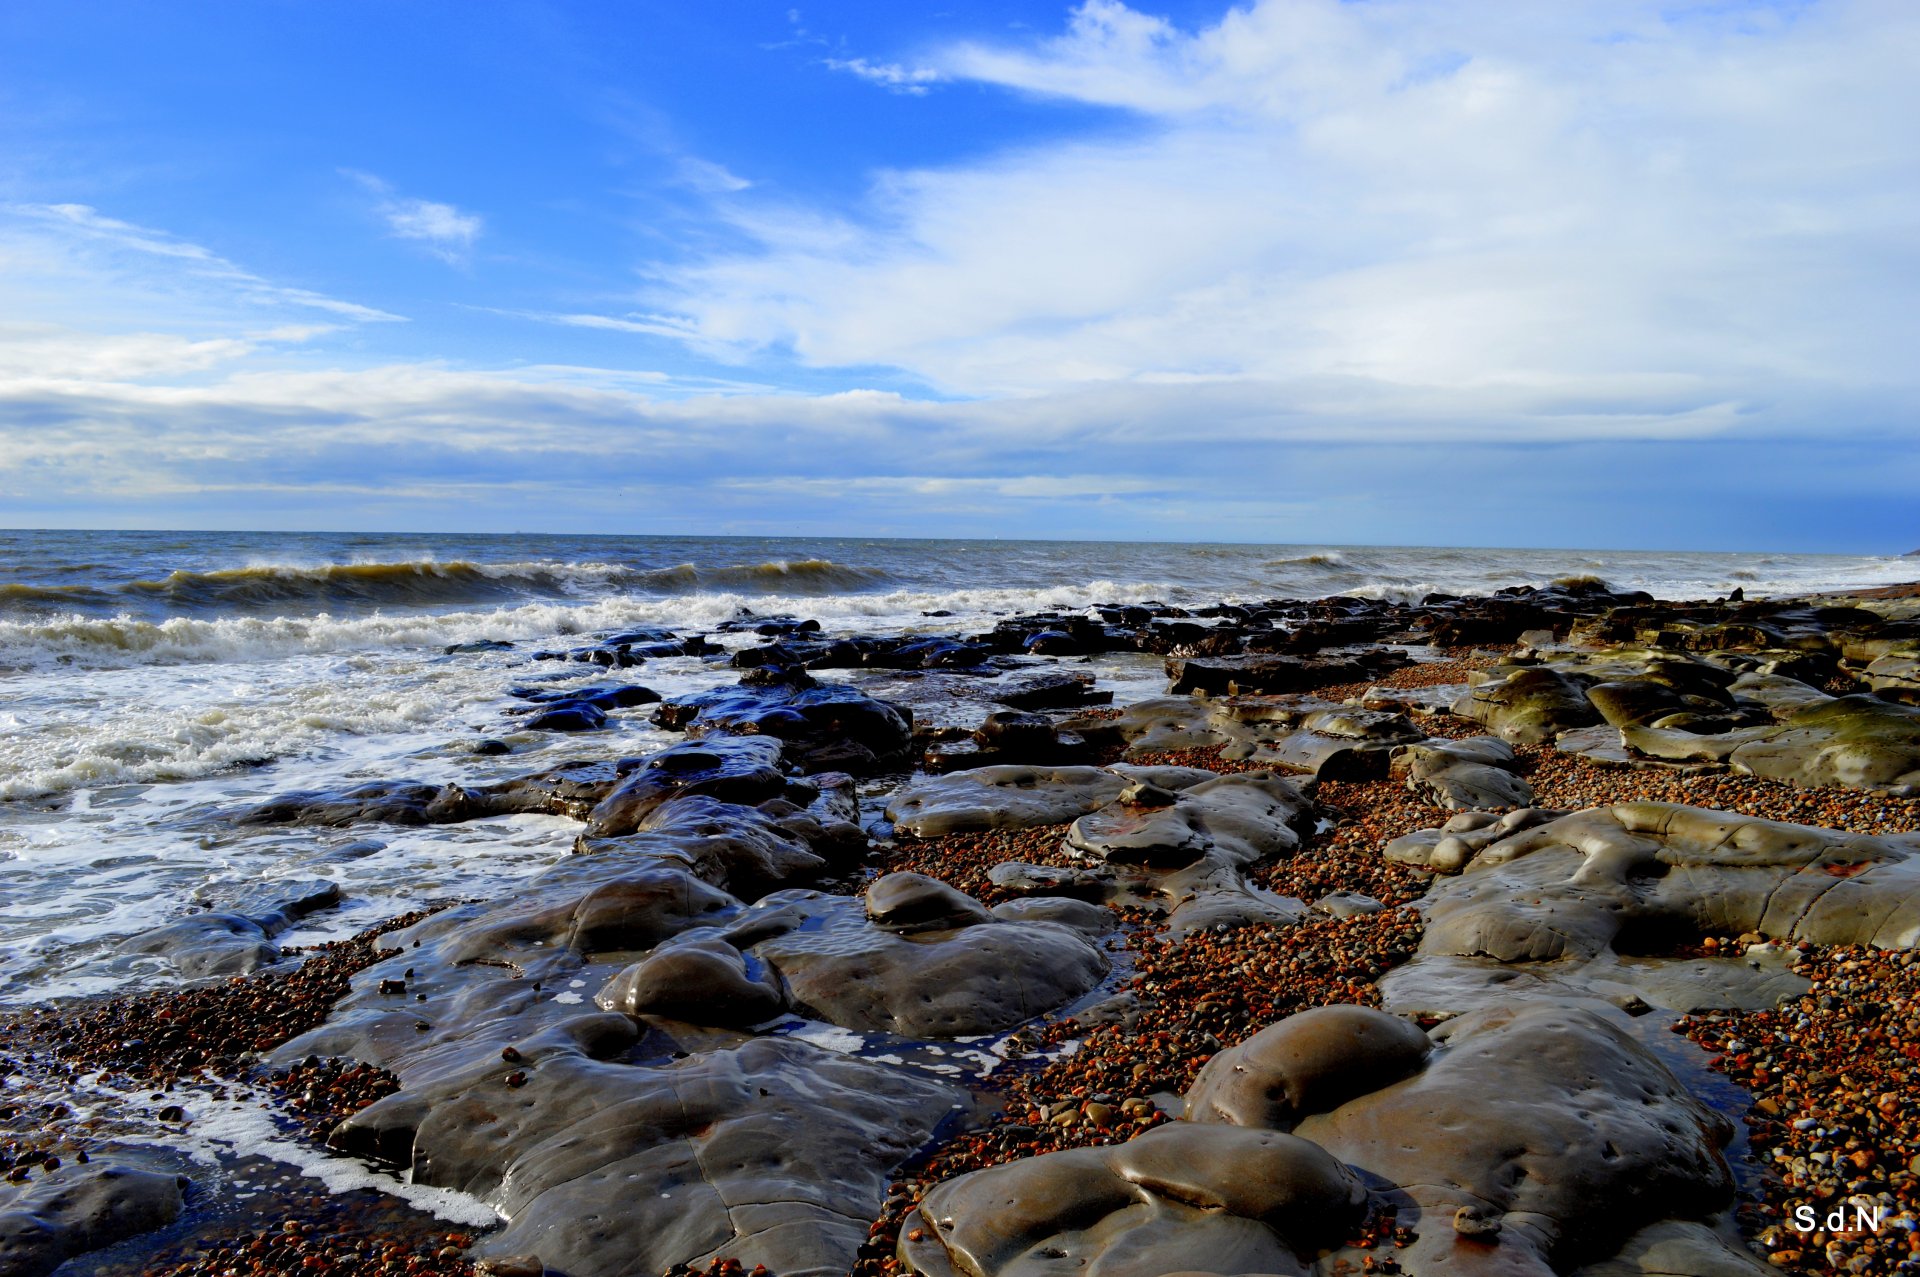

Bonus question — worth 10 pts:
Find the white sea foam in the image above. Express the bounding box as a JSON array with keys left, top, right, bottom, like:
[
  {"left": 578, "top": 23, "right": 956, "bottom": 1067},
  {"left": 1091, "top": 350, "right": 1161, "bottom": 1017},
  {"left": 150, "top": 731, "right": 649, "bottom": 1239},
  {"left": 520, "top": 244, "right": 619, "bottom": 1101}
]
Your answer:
[
  {"left": 80, "top": 1075, "right": 500, "bottom": 1225},
  {"left": 0, "top": 579, "right": 1179, "bottom": 672}
]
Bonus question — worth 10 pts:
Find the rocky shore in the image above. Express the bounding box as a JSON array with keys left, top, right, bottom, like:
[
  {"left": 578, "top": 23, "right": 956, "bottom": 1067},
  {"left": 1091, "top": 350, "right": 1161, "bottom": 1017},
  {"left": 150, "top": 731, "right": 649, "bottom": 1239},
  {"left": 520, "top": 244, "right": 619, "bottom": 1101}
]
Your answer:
[{"left": 6, "top": 579, "right": 1920, "bottom": 1277}]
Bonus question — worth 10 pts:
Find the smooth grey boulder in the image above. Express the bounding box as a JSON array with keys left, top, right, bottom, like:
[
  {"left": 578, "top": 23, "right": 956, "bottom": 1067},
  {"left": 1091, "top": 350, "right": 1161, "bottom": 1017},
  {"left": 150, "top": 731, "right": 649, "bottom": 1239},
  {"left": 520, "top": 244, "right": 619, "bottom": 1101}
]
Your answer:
[
  {"left": 1184, "top": 1005, "right": 1432, "bottom": 1131},
  {"left": 1383, "top": 807, "right": 1567, "bottom": 873},
  {"left": 658, "top": 680, "right": 914, "bottom": 775},
  {"left": 1567, "top": 1220, "right": 1775, "bottom": 1276},
  {"left": 0, "top": 1162, "right": 189, "bottom": 1277},
  {"left": 731, "top": 875, "right": 1110, "bottom": 1037},
  {"left": 1726, "top": 693, "right": 1920, "bottom": 793},
  {"left": 576, "top": 794, "right": 836, "bottom": 899},
  {"left": 595, "top": 938, "right": 785, "bottom": 1027},
  {"left": 1394, "top": 735, "right": 1533, "bottom": 810},
  {"left": 1104, "top": 696, "right": 1223, "bottom": 754},
  {"left": 272, "top": 835, "right": 755, "bottom": 1076},
  {"left": 1310, "top": 890, "right": 1384, "bottom": 918},
  {"left": 864, "top": 871, "right": 996, "bottom": 931},
  {"left": 987, "top": 896, "right": 1114, "bottom": 940},
  {"left": 584, "top": 736, "right": 790, "bottom": 837},
  {"left": 1452, "top": 665, "right": 1600, "bottom": 743},
  {"left": 1864, "top": 652, "right": 1920, "bottom": 704},
  {"left": 1291, "top": 1003, "right": 1741, "bottom": 1277},
  {"left": 1225, "top": 699, "right": 1425, "bottom": 779},
  {"left": 904, "top": 999, "right": 1753, "bottom": 1277},
  {"left": 898, "top": 1122, "right": 1367, "bottom": 1277},
  {"left": 1065, "top": 772, "right": 1314, "bottom": 870},
  {"left": 1164, "top": 884, "right": 1307, "bottom": 938}
]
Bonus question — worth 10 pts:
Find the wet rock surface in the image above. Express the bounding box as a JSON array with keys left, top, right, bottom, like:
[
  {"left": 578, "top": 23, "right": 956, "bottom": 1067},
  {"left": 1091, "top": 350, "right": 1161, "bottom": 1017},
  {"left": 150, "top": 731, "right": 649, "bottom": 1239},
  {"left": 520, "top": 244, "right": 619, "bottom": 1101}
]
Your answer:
[
  {"left": 21, "top": 585, "right": 1920, "bottom": 1277},
  {"left": 118, "top": 880, "right": 343, "bottom": 978},
  {"left": 0, "top": 1161, "right": 190, "bottom": 1277}
]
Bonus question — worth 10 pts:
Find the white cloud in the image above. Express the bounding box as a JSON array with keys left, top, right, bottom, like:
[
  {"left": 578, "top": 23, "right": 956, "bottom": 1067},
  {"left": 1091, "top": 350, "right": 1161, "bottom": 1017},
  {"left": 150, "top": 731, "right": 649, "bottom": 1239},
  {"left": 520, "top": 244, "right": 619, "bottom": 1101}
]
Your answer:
[
  {"left": 676, "top": 157, "right": 753, "bottom": 194},
  {"left": 649, "top": 0, "right": 1920, "bottom": 444},
  {"left": 0, "top": 323, "right": 331, "bottom": 380},
  {"left": 824, "top": 57, "right": 946, "bottom": 95},
  {"left": 348, "top": 172, "right": 483, "bottom": 264},
  {"left": 4, "top": 202, "right": 401, "bottom": 322}
]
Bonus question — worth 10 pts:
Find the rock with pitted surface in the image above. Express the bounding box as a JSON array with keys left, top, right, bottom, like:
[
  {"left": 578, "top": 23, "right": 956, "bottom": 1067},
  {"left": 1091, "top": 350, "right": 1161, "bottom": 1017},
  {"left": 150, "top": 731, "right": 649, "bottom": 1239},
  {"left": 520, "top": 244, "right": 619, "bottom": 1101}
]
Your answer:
[{"left": 0, "top": 1161, "right": 190, "bottom": 1277}]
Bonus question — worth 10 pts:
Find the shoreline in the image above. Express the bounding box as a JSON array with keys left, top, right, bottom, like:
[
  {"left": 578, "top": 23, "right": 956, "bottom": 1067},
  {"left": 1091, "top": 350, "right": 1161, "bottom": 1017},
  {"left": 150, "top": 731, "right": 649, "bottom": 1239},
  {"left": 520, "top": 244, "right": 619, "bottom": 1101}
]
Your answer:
[{"left": 4, "top": 578, "right": 1919, "bottom": 1276}]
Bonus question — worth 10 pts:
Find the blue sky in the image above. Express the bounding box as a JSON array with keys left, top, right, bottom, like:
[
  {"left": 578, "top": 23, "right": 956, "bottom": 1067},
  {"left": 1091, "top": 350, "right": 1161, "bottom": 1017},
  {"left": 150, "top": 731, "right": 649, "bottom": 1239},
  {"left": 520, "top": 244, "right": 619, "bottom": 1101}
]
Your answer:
[{"left": 1, "top": 0, "right": 1915, "bottom": 550}]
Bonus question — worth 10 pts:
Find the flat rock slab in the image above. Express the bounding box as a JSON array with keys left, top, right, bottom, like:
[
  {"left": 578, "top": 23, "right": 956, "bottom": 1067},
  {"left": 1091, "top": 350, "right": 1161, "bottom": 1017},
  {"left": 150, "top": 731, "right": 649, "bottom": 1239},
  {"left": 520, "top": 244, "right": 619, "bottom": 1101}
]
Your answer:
[
  {"left": 1165, "top": 654, "right": 1373, "bottom": 697},
  {"left": 884, "top": 764, "right": 1216, "bottom": 837},
  {"left": 335, "top": 1021, "right": 960, "bottom": 1277},
  {"left": 725, "top": 879, "right": 1111, "bottom": 1037},
  {"left": 1066, "top": 772, "right": 1314, "bottom": 870},
  {"left": 118, "top": 879, "right": 344, "bottom": 978},
  {"left": 1420, "top": 801, "right": 1920, "bottom": 963},
  {"left": 0, "top": 1161, "right": 190, "bottom": 1277}
]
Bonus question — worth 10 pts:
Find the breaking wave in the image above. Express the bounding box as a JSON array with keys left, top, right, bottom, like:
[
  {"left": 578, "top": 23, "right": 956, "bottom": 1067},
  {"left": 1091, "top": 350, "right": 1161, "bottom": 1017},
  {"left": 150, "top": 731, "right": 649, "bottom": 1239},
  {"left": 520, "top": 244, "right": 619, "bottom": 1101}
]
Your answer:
[{"left": 0, "top": 557, "right": 899, "bottom": 619}]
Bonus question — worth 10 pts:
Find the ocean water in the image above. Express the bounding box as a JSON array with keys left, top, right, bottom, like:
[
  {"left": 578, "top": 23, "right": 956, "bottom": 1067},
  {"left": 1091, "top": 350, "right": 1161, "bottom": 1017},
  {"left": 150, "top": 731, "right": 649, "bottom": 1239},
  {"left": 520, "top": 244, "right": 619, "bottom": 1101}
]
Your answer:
[{"left": 0, "top": 529, "right": 1910, "bottom": 1006}]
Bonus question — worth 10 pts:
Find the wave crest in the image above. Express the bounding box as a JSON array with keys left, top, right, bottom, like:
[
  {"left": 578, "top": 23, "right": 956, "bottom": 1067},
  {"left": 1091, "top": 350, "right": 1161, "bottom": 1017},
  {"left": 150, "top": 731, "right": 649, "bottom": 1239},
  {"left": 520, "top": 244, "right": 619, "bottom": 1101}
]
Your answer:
[{"left": 0, "top": 556, "right": 899, "bottom": 618}]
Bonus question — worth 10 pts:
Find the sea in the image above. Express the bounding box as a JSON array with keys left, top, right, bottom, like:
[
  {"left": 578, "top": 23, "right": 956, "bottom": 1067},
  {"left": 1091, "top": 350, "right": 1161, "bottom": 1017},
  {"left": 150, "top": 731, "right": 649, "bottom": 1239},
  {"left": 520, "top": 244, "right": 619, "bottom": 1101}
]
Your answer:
[{"left": 0, "top": 529, "right": 1912, "bottom": 1008}]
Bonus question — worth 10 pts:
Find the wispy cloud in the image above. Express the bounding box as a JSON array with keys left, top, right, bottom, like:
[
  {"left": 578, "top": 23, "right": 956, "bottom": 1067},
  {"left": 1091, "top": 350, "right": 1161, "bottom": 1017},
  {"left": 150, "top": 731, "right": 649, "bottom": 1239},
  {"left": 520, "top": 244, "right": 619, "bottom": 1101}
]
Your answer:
[
  {"left": 347, "top": 172, "right": 484, "bottom": 264},
  {"left": 676, "top": 157, "right": 752, "bottom": 194},
  {"left": 488, "top": 307, "right": 703, "bottom": 340},
  {"left": 823, "top": 57, "right": 946, "bottom": 95},
  {"left": 0, "top": 323, "right": 332, "bottom": 380},
  {"left": 6, "top": 202, "right": 401, "bottom": 322}
]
